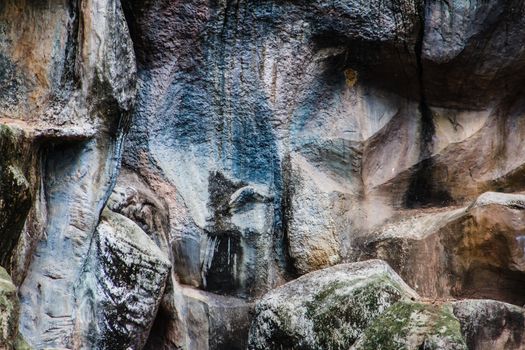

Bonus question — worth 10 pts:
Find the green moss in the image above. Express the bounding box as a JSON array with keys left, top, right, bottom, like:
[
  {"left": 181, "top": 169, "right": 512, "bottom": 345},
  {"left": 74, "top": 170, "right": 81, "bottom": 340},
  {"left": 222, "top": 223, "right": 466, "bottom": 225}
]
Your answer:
[
  {"left": 354, "top": 302, "right": 467, "bottom": 350},
  {"left": 425, "top": 304, "right": 466, "bottom": 349},
  {"left": 0, "top": 267, "right": 20, "bottom": 347},
  {"left": 305, "top": 274, "right": 406, "bottom": 350},
  {"left": 14, "top": 333, "right": 31, "bottom": 350}
]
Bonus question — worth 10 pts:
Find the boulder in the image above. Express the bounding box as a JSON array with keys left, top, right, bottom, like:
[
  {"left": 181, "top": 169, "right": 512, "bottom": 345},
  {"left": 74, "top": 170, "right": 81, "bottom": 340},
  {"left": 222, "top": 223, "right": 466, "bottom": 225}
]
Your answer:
[
  {"left": 248, "top": 260, "right": 418, "bottom": 350},
  {"left": 80, "top": 209, "right": 171, "bottom": 349},
  {"left": 453, "top": 299, "right": 525, "bottom": 350}
]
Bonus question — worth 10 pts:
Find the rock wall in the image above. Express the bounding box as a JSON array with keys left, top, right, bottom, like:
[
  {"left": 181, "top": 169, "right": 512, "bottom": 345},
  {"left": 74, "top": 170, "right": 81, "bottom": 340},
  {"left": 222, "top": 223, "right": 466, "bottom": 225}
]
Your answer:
[{"left": 2, "top": 0, "right": 525, "bottom": 349}]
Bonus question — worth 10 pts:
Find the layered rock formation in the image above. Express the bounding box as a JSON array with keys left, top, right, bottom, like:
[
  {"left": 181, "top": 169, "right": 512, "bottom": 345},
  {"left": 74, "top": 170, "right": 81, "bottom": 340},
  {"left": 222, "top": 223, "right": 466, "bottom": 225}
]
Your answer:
[{"left": 2, "top": 0, "right": 525, "bottom": 349}]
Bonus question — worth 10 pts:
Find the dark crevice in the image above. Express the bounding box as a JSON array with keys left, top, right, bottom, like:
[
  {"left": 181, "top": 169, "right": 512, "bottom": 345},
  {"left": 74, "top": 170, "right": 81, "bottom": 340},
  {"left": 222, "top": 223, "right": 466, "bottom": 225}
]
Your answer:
[
  {"left": 280, "top": 155, "right": 300, "bottom": 280},
  {"left": 143, "top": 304, "right": 183, "bottom": 350},
  {"left": 404, "top": 0, "right": 452, "bottom": 209}
]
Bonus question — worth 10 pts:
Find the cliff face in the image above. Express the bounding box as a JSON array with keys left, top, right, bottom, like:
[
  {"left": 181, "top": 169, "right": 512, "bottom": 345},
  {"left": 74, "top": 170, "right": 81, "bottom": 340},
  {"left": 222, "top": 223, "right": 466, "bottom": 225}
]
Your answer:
[{"left": 2, "top": 0, "right": 525, "bottom": 349}]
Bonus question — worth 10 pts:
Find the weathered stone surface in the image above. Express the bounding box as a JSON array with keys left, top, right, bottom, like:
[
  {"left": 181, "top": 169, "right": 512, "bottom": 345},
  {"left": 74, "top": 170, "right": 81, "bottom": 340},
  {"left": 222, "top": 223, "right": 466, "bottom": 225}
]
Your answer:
[
  {"left": 421, "top": 0, "right": 525, "bottom": 109},
  {"left": 355, "top": 192, "right": 525, "bottom": 305},
  {"left": 0, "top": 267, "right": 29, "bottom": 350},
  {"left": 351, "top": 302, "right": 467, "bottom": 350},
  {"left": 118, "top": 0, "right": 423, "bottom": 299},
  {"left": 1, "top": 0, "right": 138, "bottom": 348},
  {"left": 175, "top": 287, "right": 252, "bottom": 350},
  {"left": 0, "top": 267, "right": 18, "bottom": 349},
  {"left": 79, "top": 209, "right": 171, "bottom": 350},
  {"left": 248, "top": 260, "right": 418, "bottom": 350},
  {"left": 453, "top": 300, "right": 525, "bottom": 350},
  {"left": 4, "top": 0, "right": 525, "bottom": 348},
  {"left": 285, "top": 152, "right": 351, "bottom": 275},
  {"left": 116, "top": 0, "right": 525, "bottom": 307},
  {"left": 107, "top": 167, "right": 170, "bottom": 253},
  {"left": 0, "top": 126, "right": 33, "bottom": 270}
]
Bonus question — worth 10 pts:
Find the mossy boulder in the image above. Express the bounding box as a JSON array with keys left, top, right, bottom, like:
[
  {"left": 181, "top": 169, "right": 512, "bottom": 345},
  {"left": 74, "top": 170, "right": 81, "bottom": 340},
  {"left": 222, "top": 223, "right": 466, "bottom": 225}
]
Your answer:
[
  {"left": 0, "top": 266, "right": 23, "bottom": 349},
  {"left": 248, "top": 260, "right": 419, "bottom": 350},
  {"left": 0, "top": 125, "right": 32, "bottom": 267},
  {"left": 351, "top": 301, "right": 467, "bottom": 350}
]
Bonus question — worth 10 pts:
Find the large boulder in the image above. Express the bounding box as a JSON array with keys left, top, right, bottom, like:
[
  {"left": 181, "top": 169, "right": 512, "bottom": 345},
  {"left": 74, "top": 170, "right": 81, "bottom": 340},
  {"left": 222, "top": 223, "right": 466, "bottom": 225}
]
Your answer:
[{"left": 248, "top": 260, "right": 418, "bottom": 350}]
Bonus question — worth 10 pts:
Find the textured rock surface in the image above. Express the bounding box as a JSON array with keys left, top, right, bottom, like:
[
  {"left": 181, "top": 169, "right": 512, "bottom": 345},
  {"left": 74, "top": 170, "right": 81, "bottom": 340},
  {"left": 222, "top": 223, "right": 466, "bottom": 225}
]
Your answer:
[
  {"left": 355, "top": 192, "right": 525, "bottom": 305},
  {"left": 351, "top": 302, "right": 467, "bottom": 350},
  {"left": 117, "top": 0, "right": 525, "bottom": 307},
  {"left": 2, "top": 0, "right": 525, "bottom": 349},
  {"left": 82, "top": 209, "right": 171, "bottom": 349},
  {"left": 0, "top": 0, "right": 137, "bottom": 348},
  {"left": 453, "top": 300, "right": 525, "bottom": 350},
  {"left": 248, "top": 260, "right": 419, "bottom": 350},
  {"left": 177, "top": 287, "right": 253, "bottom": 350},
  {"left": 0, "top": 267, "right": 30, "bottom": 350}
]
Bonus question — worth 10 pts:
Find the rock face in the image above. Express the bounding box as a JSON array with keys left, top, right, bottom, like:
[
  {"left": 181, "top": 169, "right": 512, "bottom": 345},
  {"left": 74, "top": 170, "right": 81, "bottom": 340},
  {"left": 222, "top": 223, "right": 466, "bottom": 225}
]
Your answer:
[
  {"left": 2, "top": 0, "right": 525, "bottom": 349},
  {"left": 355, "top": 192, "right": 525, "bottom": 305},
  {"left": 0, "top": 0, "right": 137, "bottom": 348},
  {"left": 453, "top": 300, "right": 525, "bottom": 350}
]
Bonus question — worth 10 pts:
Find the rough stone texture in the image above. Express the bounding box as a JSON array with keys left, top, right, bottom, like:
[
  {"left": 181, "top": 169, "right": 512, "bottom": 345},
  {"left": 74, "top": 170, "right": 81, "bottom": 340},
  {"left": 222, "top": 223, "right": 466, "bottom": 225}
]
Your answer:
[
  {"left": 248, "top": 260, "right": 419, "bottom": 350},
  {"left": 453, "top": 300, "right": 525, "bottom": 350},
  {"left": 118, "top": 0, "right": 423, "bottom": 302},
  {"left": 355, "top": 192, "right": 525, "bottom": 305},
  {"left": 285, "top": 152, "right": 351, "bottom": 275},
  {"left": 0, "top": 0, "right": 137, "bottom": 348},
  {"left": 0, "top": 267, "right": 30, "bottom": 350},
  {"left": 80, "top": 209, "right": 171, "bottom": 350},
  {"left": 175, "top": 287, "right": 253, "bottom": 350},
  {"left": 117, "top": 0, "right": 525, "bottom": 310},
  {"left": 351, "top": 302, "right": 467, "bottom": 350},
  {"left": 3, "top": 0, "right": 525, "bottom": 349}
]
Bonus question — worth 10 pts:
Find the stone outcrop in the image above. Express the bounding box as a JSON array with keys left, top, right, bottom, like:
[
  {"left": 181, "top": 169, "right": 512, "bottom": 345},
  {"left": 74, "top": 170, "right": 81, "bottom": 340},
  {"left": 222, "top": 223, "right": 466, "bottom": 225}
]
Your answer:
[
  {"left": 355, "top": 192, "right": 525, "bottom": 305},
  {"left": 2, "top": 0, "right": 525, "bottom": 349},
  {"left": 0, "top": 0, "right": 137, "bottom": 348},
  {"left": 81, "top": 209, "right": 171, "bottom": 349}
]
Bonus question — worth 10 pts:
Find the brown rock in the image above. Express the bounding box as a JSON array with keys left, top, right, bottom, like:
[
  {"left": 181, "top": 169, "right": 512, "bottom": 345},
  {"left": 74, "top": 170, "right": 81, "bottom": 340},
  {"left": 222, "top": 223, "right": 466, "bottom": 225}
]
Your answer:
[{"left": 356, "top": 192, "right": 525, "bottom": 305}]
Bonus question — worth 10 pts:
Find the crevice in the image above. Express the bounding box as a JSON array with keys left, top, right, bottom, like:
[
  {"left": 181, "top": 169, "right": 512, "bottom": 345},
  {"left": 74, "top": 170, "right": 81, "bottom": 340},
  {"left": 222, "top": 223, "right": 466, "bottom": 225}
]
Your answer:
[
  {"left": 279, "top": 154, "right": 300, "bottom": 280},
  {"left": 404, "top": 0, "right": 452, "bottom": 209}
]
